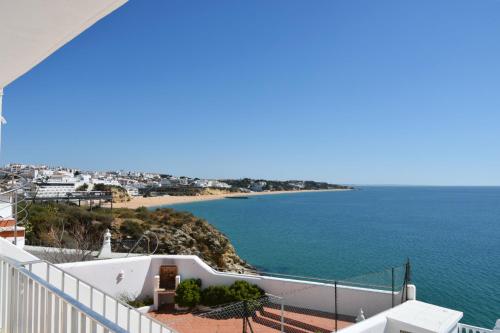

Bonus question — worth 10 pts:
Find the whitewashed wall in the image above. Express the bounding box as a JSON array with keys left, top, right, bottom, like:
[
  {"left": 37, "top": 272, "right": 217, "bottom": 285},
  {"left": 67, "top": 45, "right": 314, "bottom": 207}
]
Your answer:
[
  {"left": 59, "top": 255, "right": 406, "bottom": 318},
  {"left": 59, "top": 256, "right": 153, "bottom": 299},
  {"left": 0, "top": 236, "right": 37, "bottom": 261}
]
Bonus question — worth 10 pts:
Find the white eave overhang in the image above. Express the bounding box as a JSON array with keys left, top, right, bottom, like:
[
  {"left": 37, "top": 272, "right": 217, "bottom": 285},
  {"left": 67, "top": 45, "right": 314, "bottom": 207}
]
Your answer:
[{"left": 0, "top": 0, "right": 128, "bottom": 90}]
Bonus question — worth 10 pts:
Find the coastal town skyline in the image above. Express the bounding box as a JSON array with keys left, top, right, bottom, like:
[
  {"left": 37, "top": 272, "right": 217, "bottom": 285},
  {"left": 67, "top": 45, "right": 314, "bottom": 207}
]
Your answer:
[
  {"left": 3, "top": 161, "right": 351, "bottom": 184},
  {"left": 2, "top": 0, "right": 499, "bottom": 186},
  {"left": 3, "top": 160, "right": 500, "bottom": 187}
]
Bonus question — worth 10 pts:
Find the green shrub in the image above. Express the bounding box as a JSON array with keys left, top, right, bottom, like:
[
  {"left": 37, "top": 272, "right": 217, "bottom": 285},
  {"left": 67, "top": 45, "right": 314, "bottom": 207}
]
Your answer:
[
  {"left": 118, "top": 293, "right": 153, "bottom": 308},
  {"left": 175, "top": 279, "right": 202, "bottom": 308},
  {"left": 120, "top": 219, "right": 144, "bottom": 239},
  {"left": 128, "top": 296, "right": 153, "bottom": 308},
  {"left": 76, "top": 184, "right": 88, "bottom": 191},
  {"left": 229, "top": 281, "right": 265, "bottom": 301},
  {"left": 199, "top": 281, "right": 265, "bottom": 307},
  {"left": 201, "top": 285, "right": 234, "bottom": 306}
]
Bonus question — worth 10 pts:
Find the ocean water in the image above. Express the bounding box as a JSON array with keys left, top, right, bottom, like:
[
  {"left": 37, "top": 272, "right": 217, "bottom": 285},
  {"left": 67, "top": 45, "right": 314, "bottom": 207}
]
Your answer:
[{"left": 163, "top": 187, "right": 500, "bottom": 327}]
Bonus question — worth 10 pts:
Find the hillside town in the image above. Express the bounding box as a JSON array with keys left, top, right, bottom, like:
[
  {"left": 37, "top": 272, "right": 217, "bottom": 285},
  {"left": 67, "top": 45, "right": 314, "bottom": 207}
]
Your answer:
[{"left": 2, "top": 163, "right": 352, "bottom": 201}]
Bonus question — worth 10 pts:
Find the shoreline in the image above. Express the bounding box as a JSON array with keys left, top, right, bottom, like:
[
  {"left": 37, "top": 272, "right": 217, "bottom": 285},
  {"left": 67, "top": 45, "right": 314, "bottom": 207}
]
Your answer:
[{"left": 111, "top": 188, "right": 351, "bottom": 209}]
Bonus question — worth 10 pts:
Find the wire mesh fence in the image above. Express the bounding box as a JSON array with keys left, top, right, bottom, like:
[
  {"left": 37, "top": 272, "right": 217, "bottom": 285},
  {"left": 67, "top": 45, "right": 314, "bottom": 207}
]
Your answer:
[{"left": 150, "top": 261, "right": 412, "bottom": 333}]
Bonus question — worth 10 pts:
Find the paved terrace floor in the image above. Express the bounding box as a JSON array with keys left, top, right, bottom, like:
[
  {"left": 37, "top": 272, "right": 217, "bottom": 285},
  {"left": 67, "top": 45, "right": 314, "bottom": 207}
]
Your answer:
[{"left": 148, "top": 305, "right": 353, "bottom": 333}]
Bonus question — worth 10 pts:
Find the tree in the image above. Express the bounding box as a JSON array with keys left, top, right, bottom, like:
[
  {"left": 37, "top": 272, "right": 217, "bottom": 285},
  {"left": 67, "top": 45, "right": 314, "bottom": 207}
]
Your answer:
[
  {"left": 29, "top": 204, "right": 108, "bottom": 263},
  {"left": 76, "top": 183, "right": 88, "bottom": 191},
  {"left": 39, "top": 221, "right": 103, "bottom": 263}
]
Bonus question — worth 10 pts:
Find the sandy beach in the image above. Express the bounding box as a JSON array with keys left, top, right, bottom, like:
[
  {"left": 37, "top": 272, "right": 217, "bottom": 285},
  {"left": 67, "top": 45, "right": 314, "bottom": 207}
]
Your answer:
[{"left": 112, "top": 189, "right": 350, "bottom": 209}]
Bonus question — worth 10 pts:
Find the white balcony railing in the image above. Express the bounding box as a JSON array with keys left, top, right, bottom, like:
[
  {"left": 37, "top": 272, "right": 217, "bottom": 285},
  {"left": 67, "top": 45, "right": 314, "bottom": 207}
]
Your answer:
[
  {"left": 0, "top": 255, "right": 176, "bottom": 333},
  {"left": 458, "top": 323, "right": 493, "bottom": 333}
]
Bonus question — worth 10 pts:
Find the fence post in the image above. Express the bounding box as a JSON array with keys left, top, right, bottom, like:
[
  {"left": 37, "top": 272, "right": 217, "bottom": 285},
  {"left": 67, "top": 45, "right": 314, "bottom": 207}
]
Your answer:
[
  {"left": 401, "top": 259, "right": 411, "bottom": 303},
  {"left": 13, "top": 192, "right": 18, "bottom": 245},
  {"left": 280, "top": 298, "right": 285, "bottom": 333},
  {"left": 406, "top": 258, "right": 411, "bottom": 284},
  {"left": 334, "top": 281, "right": 338, "bottom": 332},
  {"left": 391, "top": 267, "right": 395, "bottom": 308}
]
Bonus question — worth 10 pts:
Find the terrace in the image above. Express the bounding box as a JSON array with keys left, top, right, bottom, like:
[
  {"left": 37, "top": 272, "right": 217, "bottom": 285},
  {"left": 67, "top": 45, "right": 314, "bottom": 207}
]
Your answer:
[
  {"left": 2, "top": 231, "right": 499, "bottom": 333},
  {"left": 54, "top": 254, "right": 412, "bottom": 332}
]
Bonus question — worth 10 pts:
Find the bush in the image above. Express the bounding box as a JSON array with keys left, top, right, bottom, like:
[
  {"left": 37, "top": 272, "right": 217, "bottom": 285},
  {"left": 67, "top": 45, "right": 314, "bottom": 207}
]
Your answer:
[
  {"left": 229, "top": 281, "right": 265, "bottom": 302},
  {"left": 201, "top": 286, "right": 234, "bottom": 307},
  {"left": 199, "top": 281, "right": 265, "bottom": 307},
  {"left": 76, "top": 183, "right": 88, "bottom": 191},
  {"left": 119, "top": 219, "right": 144, "bottom": 239},
  {"left": 175, "top": 279, "right": 202, "bottom": 308},
  {"left": 118, "top": 292, "right": 153, "bottom": 308},
  {"left": 128, "top": 296, "right": 153, "bottom": 308}
]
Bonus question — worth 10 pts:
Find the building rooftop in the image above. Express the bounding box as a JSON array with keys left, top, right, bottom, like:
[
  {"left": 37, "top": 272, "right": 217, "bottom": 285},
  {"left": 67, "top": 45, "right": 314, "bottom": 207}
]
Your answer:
[{"left": 386, "top": 301, "right": 463, "bottom": 333}]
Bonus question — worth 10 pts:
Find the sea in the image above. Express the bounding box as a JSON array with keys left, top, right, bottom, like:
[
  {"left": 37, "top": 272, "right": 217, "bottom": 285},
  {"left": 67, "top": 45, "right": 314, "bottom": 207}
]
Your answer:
[{"left": 161, "top": 186, "right": 500, "bottom": 327}]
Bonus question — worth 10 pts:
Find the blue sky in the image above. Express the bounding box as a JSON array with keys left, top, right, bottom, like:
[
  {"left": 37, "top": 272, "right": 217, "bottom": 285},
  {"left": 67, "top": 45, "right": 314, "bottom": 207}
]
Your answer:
[{"left": 2, "top": 0, "right": 500, "bottom": 185}]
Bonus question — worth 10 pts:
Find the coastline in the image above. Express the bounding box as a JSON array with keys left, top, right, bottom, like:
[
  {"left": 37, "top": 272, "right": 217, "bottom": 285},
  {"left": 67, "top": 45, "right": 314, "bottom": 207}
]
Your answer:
[{"left": 111, "top": 188, "right": 351, "bottom": 209}]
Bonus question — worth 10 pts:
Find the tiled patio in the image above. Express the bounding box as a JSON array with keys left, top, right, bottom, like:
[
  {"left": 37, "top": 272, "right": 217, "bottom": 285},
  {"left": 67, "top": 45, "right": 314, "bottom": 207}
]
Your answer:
[{"left": 148, "top": 305, "right": 353, "bottom": 333}]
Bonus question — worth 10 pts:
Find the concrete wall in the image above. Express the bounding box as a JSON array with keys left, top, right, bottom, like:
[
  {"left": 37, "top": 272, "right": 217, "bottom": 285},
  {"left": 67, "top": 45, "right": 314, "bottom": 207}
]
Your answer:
[
  {"left": 0, "top": 198, "right": 12, "bottom": 219},
  {"left": 59, "top": 254, "right": 406, "bottom": 318},
  {"left": 59, "top": 256, "right": 153, "bottom": 299},
  {"left": 0, "top": 236, "right": 37, "bottom": 262}
]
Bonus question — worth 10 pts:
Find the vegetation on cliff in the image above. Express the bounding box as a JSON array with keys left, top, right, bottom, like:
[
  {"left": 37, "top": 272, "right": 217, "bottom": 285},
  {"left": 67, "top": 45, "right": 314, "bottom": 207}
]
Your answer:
[
  {"left": 25, "top": 203, "right": 252, "bottom": 271},
  {"left": 222, "top": 178, "right": 353, "bottom": 191},
  {"left": 92, "top": 184, "right": 130, "bottom": 203}
]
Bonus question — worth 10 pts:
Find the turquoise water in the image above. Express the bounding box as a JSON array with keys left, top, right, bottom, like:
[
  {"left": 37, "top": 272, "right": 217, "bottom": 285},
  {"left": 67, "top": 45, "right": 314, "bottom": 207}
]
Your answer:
[{"left": 164, "top": 187, "right": 500, "bottom": 327}]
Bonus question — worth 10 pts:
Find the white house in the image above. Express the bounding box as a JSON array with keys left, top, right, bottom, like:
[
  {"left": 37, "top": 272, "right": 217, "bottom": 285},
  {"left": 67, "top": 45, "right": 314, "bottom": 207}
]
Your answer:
[{"left": 250, "top": 180, "right": 267, "bottom": 192}]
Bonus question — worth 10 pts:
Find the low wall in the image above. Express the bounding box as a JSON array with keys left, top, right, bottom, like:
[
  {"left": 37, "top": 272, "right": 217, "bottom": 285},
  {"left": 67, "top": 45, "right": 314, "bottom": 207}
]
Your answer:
[
  {"left": 0, "top": 237, "right": 37, "bottom": 262},
  {"left": 58, "top": 256, "right": 153, "bottom": 299},
  {"left": 59, "top": 255, "right": 406, "bottom": 318}
]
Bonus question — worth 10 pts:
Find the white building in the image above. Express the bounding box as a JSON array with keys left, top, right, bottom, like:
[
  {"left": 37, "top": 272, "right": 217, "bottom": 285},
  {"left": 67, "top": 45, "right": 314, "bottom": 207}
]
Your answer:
[
  {"left": 74, "top": 173, "right": 92, "bottom": 190},
  {"left": 91, "top": 177, "right": 121, "bottom": 187},
  {"left": 34, "top": 182, "right": 76, "bottom": 197},
  {"left": 161, "top": 176, "right": 188, "bottom": 187},
  {"left": 250, "top": 180, "right": 267, "bottom": 192},
  {"left": 5, "top": 163, "right": 27, "bottom": 173},
  {"left": 192, "top": 179, "right": 231, "bottom": 188},
  {"left": 125, "top": 185, "right": 140, "bottom": 196}
]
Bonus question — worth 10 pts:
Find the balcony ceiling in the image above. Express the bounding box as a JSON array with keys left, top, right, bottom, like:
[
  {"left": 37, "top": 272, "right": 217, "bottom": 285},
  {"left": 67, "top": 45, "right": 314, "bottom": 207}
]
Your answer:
[{"left": 0, "top": 0, "right": 127, "bottom": 89}]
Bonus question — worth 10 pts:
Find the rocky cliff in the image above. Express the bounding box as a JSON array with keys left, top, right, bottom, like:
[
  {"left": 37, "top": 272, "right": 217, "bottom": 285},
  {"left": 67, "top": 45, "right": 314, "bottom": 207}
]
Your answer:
[
  {"left": 114, "top": 207, "right": 254, "bottom": 272},
  {"left": 26, "top": 203, "right": 253, "bottom": 272}
]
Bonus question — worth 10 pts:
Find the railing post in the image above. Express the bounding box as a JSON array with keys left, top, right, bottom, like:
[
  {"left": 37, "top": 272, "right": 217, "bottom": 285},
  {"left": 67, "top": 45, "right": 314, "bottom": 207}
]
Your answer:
[
  {"left": 7, "top": 265, "right": 15, "bottom": 333},
  {"left": 13, "top": 191, "right": 18, "bottom": 245},
  {"left": 334, "top": 281, "right": 338, "bottom": 332},
  {"left": 0, "top": 261, "right": 4, "bottom": 331},
  {"left": 391, "top": 267, "right": 395, "bottom": 308},
  {"left": 14, "top": 267, "right": 20, "bottom": 333},
  {"left": 280, "top": 298, "right": 285, "bottom": 333}
]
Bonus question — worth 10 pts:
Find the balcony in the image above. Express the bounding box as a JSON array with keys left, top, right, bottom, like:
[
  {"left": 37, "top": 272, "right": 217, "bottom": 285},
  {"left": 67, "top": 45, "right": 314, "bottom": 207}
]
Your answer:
[{"left": 0, "top": 239, "right": 176, "bottom": 333}]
